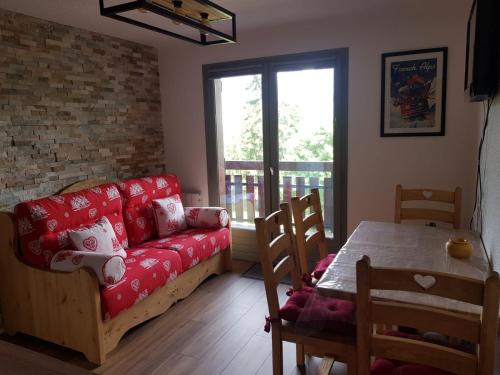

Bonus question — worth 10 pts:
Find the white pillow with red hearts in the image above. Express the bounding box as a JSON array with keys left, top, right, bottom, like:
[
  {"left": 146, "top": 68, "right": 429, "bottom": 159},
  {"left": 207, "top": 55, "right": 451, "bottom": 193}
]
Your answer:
[
  {"left": 68, "top": 216, "right": 127, "bottom": 258},
  {"left": 152, "top": 194, "right": 187, "bottom": 237},
  {"left": 50, "top": 250, "right": 126, "bottom": 286}
]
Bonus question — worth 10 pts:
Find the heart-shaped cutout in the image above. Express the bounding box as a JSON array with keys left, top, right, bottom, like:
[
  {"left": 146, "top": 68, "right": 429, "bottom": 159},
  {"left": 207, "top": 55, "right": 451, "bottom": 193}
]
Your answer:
[
  {"left": 82, "top": 236, "right": 98, "bottom": 251},
  {"left": 414, "top": 274, "right": 436, "bottom": 290},
  {"left": 422, "top": 190, "right": 433, "bottom": 199}
]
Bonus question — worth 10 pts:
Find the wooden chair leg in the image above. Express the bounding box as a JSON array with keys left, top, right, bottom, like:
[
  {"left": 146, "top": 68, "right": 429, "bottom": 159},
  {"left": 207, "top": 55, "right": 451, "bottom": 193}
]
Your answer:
[
  {"left": 318, "top": 356, "right": 335, "bottom": 375},
  {"left": 296, "top": 343, "right": 305, "bottom": 367},
  {"left": 346, "top": 354, "right": 357, "bottom": 375},
  {"left": 272, "top": 330, "right": 283, "bottom": 375}
]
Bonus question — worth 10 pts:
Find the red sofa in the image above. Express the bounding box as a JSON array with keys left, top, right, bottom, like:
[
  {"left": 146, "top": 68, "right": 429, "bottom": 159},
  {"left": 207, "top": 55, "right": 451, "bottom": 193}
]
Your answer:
[{"left": 0, "top": 175, "right": 232, "bottom": 364}]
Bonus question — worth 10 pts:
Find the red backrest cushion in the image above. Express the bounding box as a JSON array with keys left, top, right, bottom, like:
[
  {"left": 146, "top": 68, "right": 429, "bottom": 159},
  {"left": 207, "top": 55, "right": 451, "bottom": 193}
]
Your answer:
[
  {"left": 117, "top": 175, "right": 181, "bottom": 246},
  {"left": 15, "top": 183, "right": 128, "bottom": 269}
]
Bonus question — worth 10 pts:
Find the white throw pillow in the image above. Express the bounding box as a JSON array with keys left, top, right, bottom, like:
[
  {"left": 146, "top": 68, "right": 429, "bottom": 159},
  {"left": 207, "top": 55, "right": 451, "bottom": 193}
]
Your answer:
[
  {"left": 152, "top": 194, "right": 187, "bottom": 237},
  {"left": 68, "top": 217, "right": 127, "bottom": 258}
]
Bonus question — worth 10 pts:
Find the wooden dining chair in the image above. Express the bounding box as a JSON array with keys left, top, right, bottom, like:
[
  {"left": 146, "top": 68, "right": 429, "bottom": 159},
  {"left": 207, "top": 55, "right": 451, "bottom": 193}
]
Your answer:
[
  {"left": 255, "top": 203, "right": 357, "bottom": 375},
  {"left": 395, "top": 184, "right": 462, "bottom": 229},
  {"left": 291, "top": 188, "right": 335, "bottom": 281},
  {"left": 356, "top": 255, "right": 500, "bottom": 375}
]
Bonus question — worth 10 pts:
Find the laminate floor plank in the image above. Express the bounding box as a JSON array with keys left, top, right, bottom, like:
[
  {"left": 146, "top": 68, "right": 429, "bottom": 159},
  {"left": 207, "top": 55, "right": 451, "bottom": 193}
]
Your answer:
[
  {"left": 149, "top": 352, "right": 200, "bottom": 375},
  {"left": 221, "top": 334, "right": 272, "bottom": 375},
  {"left": 0, "top": 340, "right": 90, "bottom": 375},
  {"left": 0, "top": 271, "right": 343, "bottom": 375}
]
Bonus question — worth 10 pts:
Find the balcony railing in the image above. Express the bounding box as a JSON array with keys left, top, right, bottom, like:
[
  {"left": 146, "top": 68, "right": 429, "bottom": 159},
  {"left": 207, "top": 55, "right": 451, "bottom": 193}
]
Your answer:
[{"left": 224, "top": 160, "right": 334, "bottom": 231}]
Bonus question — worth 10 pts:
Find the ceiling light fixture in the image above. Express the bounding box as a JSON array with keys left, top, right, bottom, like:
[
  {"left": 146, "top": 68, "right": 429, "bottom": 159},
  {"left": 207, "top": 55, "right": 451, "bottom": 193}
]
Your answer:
[{"left": 99, "top": 0, "right": 236, "bottom": 45}]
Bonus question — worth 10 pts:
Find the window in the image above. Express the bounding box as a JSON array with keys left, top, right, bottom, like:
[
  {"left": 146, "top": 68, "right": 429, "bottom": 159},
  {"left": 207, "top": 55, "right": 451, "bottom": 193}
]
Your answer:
[{"left": 203, "top": 49, "right": 348, "bottom": 259}]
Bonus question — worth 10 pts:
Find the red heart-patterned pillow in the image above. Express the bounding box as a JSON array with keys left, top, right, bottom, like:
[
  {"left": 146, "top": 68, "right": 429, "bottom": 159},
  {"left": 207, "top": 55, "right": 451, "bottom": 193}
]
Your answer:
[{"left": 152, "top": 194, "right": 187, "bottom": 238}]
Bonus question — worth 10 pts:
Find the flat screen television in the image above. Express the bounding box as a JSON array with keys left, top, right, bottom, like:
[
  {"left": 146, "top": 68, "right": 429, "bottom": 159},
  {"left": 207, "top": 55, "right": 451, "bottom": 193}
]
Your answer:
[{"left": 465, "top": 0, "right": 500, "bottom": 101}]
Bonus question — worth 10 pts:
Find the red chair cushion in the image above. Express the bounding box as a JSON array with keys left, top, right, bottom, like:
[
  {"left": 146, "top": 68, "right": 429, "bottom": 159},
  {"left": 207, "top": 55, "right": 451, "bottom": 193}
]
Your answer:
[
  {"left": 141, "top": 227, "right": 231, "bottom": 272},
  {"left": 117, "top": 175, "right": 181, "bottom": 246},
  {"left": 100, "top": 246, "right": 183, "bottom": 320},
  {"left": 279, "top": 287, "right": 356, "bottom": 335},
  {"left": 371, "top": 359, "right": 452, "bottom": 375},
  {"left": 15, "top": 183, "right": 128, "bottom": 268},
  {"left": 313, "top": 253, "right": 336, "bottom": 280},
  {"left": 371, "top": 331, "right": 454, "bottom": 375}
]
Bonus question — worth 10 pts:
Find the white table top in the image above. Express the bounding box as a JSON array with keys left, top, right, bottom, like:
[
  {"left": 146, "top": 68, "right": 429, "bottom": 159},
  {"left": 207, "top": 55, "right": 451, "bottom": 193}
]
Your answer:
[{"left": 316, "top": 221, "right": 492, "bottom": 316}]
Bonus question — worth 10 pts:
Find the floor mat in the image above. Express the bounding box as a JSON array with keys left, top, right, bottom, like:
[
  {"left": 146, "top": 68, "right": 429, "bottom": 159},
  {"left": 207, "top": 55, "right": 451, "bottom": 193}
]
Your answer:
[{"left": 242, "top": 262, "right": 292, "bottom": 285}]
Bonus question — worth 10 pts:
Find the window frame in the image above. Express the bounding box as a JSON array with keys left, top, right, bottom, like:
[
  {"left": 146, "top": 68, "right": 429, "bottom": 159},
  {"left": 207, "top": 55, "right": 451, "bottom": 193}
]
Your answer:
[{"left": 202, "top": 48, "right": 349, "bottom": 250}]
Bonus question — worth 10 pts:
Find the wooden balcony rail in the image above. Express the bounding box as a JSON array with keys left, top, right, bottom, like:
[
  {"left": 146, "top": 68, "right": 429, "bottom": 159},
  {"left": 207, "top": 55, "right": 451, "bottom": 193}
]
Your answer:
[{"left": 224, "top": 160, "right": 334, "bottom": 230}]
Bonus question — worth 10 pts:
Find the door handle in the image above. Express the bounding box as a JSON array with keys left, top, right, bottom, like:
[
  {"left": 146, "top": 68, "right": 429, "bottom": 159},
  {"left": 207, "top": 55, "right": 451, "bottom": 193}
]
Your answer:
[{"left": 269, "top": 167, "right": 274, "bottom": 176}]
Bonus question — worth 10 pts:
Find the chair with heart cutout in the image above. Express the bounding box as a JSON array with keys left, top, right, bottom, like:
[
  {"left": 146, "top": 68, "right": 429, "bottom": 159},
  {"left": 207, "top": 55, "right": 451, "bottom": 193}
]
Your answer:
[
  {"left": 255, "top": 203, "right": 357, "bottom": 375},
  {"left": 394, "top": 185, "right": 462, "bottom": 229},
  {"left": 356, "top": 255, "right": 500, "bottom": 375}
]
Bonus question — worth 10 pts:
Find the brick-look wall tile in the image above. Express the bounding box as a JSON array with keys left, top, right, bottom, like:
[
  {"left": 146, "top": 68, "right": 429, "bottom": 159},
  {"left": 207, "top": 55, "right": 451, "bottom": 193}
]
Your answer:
[{"left": 0, "top": 9, "right": 165, "bottom": 210}]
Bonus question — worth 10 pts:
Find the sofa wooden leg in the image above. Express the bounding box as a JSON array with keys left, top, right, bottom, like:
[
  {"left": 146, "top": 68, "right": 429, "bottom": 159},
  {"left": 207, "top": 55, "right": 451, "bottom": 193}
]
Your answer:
[
  {"left": 3, "top": 327, "right": 16, "bottom": 336},
  {"left": 223, "top": 246, "right": 233, "bottom": 272},
  {"left": 83, "top": 346, "right": 106, "bottom": 366}
]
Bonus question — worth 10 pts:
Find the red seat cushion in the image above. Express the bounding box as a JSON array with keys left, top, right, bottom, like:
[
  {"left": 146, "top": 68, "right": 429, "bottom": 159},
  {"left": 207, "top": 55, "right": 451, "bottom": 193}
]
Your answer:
[
  {"left": 141, "top": 227, "right": 231, "bottom": 272},
  {"left": 371, "top": 359, "right": 452, "bottom": 375},
  {"left": 100, "top": 247, "right": 182, "bottom": 320},
  {"left": 15, "top": 183, "right": 128, "bottom": 268},
  {"left": 313, "top": 253, "right": 336, "bottom": 280},
  {"left": 371, "top": 331, "right": 454, "bottom": 375},
  {"left": 117, "top": 175, "right": 181, "bottom": 246},
  {"left": 279, "top": 287, "right": 355, "bottom": 335}
]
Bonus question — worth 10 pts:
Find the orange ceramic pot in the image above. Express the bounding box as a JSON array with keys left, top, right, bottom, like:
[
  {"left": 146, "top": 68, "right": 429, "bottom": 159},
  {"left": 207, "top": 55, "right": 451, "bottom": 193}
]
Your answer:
[{"left": 446, "top": 238, "right": 473, "bottom": 259}]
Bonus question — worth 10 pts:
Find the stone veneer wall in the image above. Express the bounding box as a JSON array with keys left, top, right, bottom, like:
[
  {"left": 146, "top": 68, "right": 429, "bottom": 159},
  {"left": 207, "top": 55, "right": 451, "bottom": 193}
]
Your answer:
[{"left": 0, "top": 9, "right": 165, "bottom": 210}]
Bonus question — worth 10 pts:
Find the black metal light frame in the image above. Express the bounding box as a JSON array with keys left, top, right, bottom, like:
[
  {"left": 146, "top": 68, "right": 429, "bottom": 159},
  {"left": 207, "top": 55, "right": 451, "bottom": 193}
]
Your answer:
[{"left": 99, "top": 0, "right": 236, "bottom": 45}]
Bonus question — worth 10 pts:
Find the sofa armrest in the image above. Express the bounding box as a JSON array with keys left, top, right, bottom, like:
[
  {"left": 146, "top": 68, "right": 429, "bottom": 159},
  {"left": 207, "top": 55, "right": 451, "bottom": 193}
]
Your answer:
[
  {"left": 184, "top": 207, "right": 230, "bottom": 229},
  {"left": 0, "top": 212, "right": 105, "bottom": 363}
]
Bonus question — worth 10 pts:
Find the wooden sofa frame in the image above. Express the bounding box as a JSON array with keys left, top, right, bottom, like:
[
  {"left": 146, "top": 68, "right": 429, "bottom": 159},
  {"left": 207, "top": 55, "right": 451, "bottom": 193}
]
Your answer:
[{"left": 0, "top": 180, "right": 232, "bottom": 365}]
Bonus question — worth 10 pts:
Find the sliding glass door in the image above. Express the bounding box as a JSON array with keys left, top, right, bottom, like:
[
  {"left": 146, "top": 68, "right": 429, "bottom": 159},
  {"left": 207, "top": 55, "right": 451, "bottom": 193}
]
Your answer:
[
  {"left": 275, "top": 68, "right": 335, "bottom": 238},
  {"left": 203, "top": 49, "right": 348, "bottom": 260},
  {"left": 216, "top": 74, "right": 265, "bottom": 226}
]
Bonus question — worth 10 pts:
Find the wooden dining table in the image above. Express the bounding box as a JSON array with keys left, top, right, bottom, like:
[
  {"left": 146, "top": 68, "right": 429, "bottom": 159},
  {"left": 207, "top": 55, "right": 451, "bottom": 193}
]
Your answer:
[{"left": 316, "top": 221, "right": 494, "bottom": 317}]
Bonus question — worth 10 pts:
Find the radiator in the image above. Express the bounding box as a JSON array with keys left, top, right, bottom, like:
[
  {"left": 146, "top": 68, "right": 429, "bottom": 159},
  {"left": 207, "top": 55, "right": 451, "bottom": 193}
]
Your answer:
[{"left": 182, "top": 192, "right": 202, "bottom": 207}]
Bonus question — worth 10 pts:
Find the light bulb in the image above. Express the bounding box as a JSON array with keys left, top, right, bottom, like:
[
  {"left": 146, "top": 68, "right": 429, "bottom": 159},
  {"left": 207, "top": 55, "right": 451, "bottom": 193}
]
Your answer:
[
  {"left": 200, "top": 12, "right": 209, "bottom": 35},
  {"left": 172, "top": 0, "right": 183, "bottom": 26}
]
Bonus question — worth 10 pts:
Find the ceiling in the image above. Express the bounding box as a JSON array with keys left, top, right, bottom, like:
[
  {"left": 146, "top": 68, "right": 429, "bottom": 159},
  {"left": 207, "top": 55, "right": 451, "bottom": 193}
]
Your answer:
[{"left": 0, "top": 0, "right": 401, "bottom": 48}]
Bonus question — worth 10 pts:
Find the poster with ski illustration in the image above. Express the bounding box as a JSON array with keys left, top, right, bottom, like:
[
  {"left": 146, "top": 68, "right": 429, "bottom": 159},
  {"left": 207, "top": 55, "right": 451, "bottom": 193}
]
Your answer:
[{"left": 381, "top": 48, "right": 447, "bottom": 136}]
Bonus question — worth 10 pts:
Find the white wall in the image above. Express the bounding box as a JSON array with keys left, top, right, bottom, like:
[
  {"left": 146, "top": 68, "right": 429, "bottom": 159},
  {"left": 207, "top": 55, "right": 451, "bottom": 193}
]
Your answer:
[
  {"left": 158, "top": 0, "right": 479, "bottom": 235},
  {"left": 479, "top": 94, "right": 500, "bottom": 271}
]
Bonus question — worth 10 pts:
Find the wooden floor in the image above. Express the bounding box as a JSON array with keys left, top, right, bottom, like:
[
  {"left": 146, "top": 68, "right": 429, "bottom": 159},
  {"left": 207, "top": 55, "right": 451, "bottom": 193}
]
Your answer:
[{"left": 0, "top": 268, "right": 347, "bottom": 375}]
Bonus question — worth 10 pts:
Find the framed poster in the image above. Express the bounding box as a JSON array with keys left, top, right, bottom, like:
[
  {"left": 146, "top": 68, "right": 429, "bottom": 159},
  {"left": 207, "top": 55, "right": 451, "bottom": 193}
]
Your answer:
[{"left": 381, "top": 47, "right": 447, "bottom": 137}]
